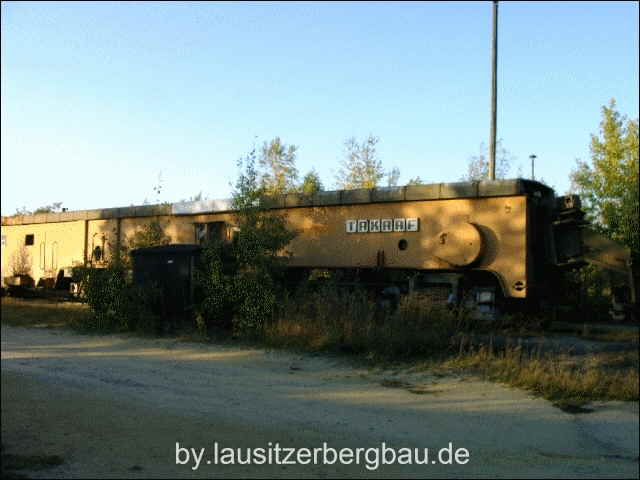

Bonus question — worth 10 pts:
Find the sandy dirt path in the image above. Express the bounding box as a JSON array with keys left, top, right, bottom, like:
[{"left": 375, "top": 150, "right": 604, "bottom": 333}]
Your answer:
[{"left": 1, "top": 325, "right": 638, "bottom": 478}]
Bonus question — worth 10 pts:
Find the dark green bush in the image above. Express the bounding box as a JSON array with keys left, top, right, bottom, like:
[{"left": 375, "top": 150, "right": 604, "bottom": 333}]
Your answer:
[
  {"left": 195, "top": 151, "right": 296, "bottom": 337},
  {"left": 69, "top": 218, "right": 174, "bottom": 333},
  {"left": 195, "top": 240, "right": 236, "bottom": 331},
  {"left": 71, "top": 265, "right": 161, "bottom": 332}
]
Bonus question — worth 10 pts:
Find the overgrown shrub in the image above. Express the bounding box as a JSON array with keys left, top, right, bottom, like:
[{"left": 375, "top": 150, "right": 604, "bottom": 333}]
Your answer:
[
  {"left": 265, "top": 285, "right": 474, "bottom": 358},
  {"left": 72, "top": 265, "right": 161, "bottom": 332},
  {"left": 195, "top": 240, "right": 236, "bottom": 331},
  {"left": 559, "top": 264, "right": 612, "bottom": 322},
  {"left": 195, "top": 151, "right": 296, "bottom": 337},
  {"left": 234, "top": 271, "right": 277, "bottom": 336},
  {"left": 109, "top": 218, "right": 172, "bottom": 268},
  {"left": 71, "top": 221, "right": 173, "bottom": 333},
  {"left": 10, "top": 246, "right": 32, "bottom": 277}
]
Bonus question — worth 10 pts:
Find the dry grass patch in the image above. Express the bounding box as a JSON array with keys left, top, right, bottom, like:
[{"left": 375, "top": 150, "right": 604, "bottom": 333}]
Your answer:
[
  {"left": 446, "top": 345, "right": 639, "bottom": 407},
  {"left": 265, "top": 288, "right": 474, "bottom": 358},
  {"left": 549, "top": 323, "right": 639, "bottom": 344},
  {"left": 1, "top": 297, "right": 89, "bottom": 329},
  {"left": 581, "top": 329, "right": 639, "bottom": 344}
]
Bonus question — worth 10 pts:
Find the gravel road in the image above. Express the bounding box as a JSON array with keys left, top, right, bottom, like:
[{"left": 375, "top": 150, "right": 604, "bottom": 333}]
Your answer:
[{"left": 1, "top": 325, "right": 638, "bottom": 478}]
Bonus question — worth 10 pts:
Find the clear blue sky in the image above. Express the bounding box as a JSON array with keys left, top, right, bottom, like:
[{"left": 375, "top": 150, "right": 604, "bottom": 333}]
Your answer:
[{"left": 2, "top": 1, "right": 638, "bottom": 215}]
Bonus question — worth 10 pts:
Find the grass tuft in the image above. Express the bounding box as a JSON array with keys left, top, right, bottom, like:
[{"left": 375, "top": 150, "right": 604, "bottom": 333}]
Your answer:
[
  {"left": 1, "top": 297, "right": 89, "bottom": 329},
  {"left": 264, "top": 287, "right": 475, "bottom": 359},
  {"left": 445, "top": 345, "right": 639, "bottom": 406}
]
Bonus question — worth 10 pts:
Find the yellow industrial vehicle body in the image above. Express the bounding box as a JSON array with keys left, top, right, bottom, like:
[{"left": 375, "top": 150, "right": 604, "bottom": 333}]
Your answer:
[
  {"left": 1, "top": 179, "right": 633, "bottom": 315},
  {"left": 277, "top": 194, "right": 527, "bottom": 298}
]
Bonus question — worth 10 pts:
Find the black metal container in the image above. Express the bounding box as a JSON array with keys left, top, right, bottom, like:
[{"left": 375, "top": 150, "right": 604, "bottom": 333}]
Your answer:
[{"left": 130, "top": 244, "right": 202, "bottom": 317}]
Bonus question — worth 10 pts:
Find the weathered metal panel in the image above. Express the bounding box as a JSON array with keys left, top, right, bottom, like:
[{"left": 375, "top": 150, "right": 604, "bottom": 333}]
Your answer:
[
  {"left": 340, "top": 188, "right": 371, "bottom": 204},
  {"left": 259, "top": 196, "right": 285, "bottom": 209},
  {"left": 56, "top": 211, "right": 77, "bottom": 222},
  {"left": 405, "top": 184, "right": 440, "bottom": 201},
  {"left": 285, "top": 193, "right": 313, "bottom": 208},
  {"left": 314, "top": 191, "right": 341, "bottom": 206},
  {"left": 152, "top": 205, "right": 168, "bottom": 216},
  {"left": 114, "top": 206, "right": 136, "bottom": 218},
  {"left": 1, "top": 180, "right": 533, "bottom": 225},
  {"left": 371, "top": 187, "right": 405, "bottom": 203},
  {"left": 133, "top": 205, "right": 158, "bottom": 217},
  {"left": 44, "top": 213, "right": 61, "bottom": 224},
  {"left": 99, "top": 208, "right": 120, "bottom": 219},
  {"left": 478, "top": 179, "right": 521, "bottom": 197},
  {"left": 440, "top": 182, "right": 478, "bottom": 199},
  {"left": 111, "top": 208, "right": 127, "bottom": 219},
  {"left": 30, "top": 214, "right": 48, "bottom": 224},
  {"left": 84, "top": 209, "right": 104, "bottom": 220}
]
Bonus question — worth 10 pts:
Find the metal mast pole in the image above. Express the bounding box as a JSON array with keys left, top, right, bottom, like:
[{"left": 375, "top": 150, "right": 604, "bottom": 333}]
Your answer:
[
  {"left": 489, "top": 1, "right": 498, "bottom": 180},
  {"left": 530, "top": 154, "right": 537, "bottom": 180}
]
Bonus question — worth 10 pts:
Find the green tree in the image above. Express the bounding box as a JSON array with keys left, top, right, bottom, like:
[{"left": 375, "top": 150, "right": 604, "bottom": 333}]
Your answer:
[
  {"left": 196, "top": 238, "right": 237, "bottom": 331},
  {"left": 570, "top": 99, "right": 639, "bottom": 257},
  {"left": 461, "top": 140, "right": 513, "bottom": 181},
  {"left": 300, "top": 169, "right": 324, "bottom": 195},
  {"left": 105, "top": 219, "right": 172, "bottom": 269},
  {"left": 259, "top": 137, "right": 299, "bottom": 196},
  {"left": 74, "top": 219, "right": 169, "bottom": 332},
  {"left": 232, "top": 151, "right": 297, "bottom": 273},
  {"left": 11, "top": 203, "right": 64, "bottom": 217},
  {"left": 386, "top": 167, "right": 401, "bottom": 187},
  {"left": 197, "top": 149, "right": 297, "bottom": 336},
  {"left": 407, "top": 176, "right": 424, "bottom": 186},
  {"left": 335, "top": 135, "right": 385, "bottom": 189},
  {"left": 33, "top": 202, "right": 64, "bottom": 214},
  {"left": 12, "top": 207, "right": 31, "bottom": 216},
  {"left": 127, "top": 221, "right": 172, "bottom": 250}
]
